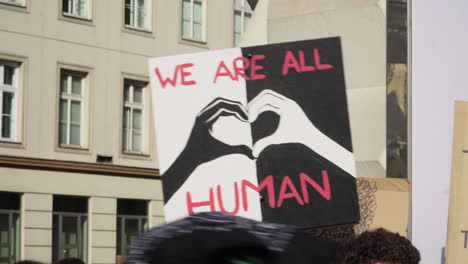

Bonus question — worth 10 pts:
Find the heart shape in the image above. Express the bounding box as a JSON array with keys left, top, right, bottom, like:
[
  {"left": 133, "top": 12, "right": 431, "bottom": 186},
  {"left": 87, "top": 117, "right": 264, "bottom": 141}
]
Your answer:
[{"left": 209, "top": 111, "right": 280, "bottom": 153}]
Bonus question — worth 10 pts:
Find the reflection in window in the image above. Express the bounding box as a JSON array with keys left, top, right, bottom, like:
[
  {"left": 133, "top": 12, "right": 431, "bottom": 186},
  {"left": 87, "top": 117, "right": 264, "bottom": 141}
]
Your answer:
[
  {"left": 387, "top": 0, "right": 408, "bottom": 178},
  {"left": 0, "top": 192, "right": 20, "bottom": 264},
  {"left": 52, "top": 195, "right": 88, "bottom": 263},
  {"left": 116, "top": 199, "right": 148, "bottom": 256}
]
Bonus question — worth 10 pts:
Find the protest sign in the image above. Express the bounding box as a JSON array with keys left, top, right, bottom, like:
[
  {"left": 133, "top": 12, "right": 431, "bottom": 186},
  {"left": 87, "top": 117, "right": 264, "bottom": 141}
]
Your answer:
[
  {"left": 446, "top": 101, "right": 468, "bottom": 262},
  {"left": 149, "top": 37, "right": 360, "bottom": 227}
]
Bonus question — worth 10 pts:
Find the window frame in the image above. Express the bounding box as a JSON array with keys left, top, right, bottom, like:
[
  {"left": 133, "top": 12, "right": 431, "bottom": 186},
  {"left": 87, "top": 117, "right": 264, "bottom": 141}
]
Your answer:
[
  {"left": 0, "top": 209, "right": 21, "bottom": 264},
  {"left": 56, "top": 63, "right": 92, "bottom": 154},
  {"left": 181, "top": 0, "right": 207, "bottom": 43},
  {"left": 0, "top": 61, "right": 19, "bottom": 143},
  {"left": 0, "top": 55, "right": 26, "bottom": 148},
  {"left": 59, "top": 71, "right": 84, "bottom": 147},
  {"left": 123, "top": 0, "right": 153, "bottom": 32},
  {"left": 52, "top": 212, "right": 88, "bottom": 263},
  {"left": 120, "top": 74, "right": 152, "bottom": 159},
  {"left": 233, "top": 0, "right": 253, "bottom": 46},
  {"left": 59, "top": 0, "right": 94, "bottom": 26},
  {"left": 60, "top": 0, "right": 92, "bottom": 20}
]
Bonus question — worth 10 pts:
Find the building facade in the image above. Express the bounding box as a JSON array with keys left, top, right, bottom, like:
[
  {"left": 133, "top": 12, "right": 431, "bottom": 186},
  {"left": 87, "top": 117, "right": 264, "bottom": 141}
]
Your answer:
[{"left": 0, "top": 0, "right": 252, "bottom": 263}]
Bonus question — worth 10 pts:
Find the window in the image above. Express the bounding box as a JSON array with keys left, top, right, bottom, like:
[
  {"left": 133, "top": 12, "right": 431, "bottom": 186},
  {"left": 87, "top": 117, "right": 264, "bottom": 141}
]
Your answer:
[
  {"left": 62, "top": 0, "right": 91, "bottom": 19},
  {"left": 122, "top": 79, "right": 147, "bottom": 154},
  {"left": 234, "top": 0, "right": 252, "bottom": 46},
  {"left": 52, "top": 195, "right": 88, "bottom": 263},
  {"left": 124, "top": 0, "right": 152, "bottom": 31},
  {"left": 0, "top": 192, "right": 20, "bottom": 264},
  {"left": 0, "top": 61, "right": 20, "bottom": 142},
  {"left": 182, "top": 0, "right": 205, "bottom": 42},
  {"left": 116, "top": 199, "right": 148, "bottom": 256},
  {"left": 0, "top": 0, "right": 25, "bottom": 7},
  {"left": 59, "top": 69, "right": 88, "bottom": 148}
]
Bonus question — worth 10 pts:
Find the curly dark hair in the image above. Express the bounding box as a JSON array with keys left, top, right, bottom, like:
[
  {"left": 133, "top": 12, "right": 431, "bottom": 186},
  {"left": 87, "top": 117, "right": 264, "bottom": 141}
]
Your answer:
[{"left": 340, "top": 228, "right": 420, "bottom": 264}]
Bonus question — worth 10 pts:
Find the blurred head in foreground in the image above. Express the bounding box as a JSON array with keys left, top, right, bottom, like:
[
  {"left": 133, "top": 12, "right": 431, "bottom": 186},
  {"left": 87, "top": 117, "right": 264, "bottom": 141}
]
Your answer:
[
  {"left": 125, "top": 212, "right": 338, "bottom": 264},
  {"left": 340, "top": 228, "right": 420, "bottom": 264},
  {"left": 55, "top": 258, "right": 85, "bottom": 264}
]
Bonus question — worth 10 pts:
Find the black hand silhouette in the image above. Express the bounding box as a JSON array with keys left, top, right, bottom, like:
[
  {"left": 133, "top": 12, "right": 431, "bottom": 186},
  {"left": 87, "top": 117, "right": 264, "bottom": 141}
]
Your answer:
[{"left": 163, "top": 98, "right": 254, "bottom": 203}]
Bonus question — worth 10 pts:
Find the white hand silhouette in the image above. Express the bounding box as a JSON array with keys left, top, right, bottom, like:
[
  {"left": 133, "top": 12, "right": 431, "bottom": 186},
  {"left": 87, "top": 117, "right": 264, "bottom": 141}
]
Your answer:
[{"left": 248, "top": 89, "right": 356, "bottom": 177}]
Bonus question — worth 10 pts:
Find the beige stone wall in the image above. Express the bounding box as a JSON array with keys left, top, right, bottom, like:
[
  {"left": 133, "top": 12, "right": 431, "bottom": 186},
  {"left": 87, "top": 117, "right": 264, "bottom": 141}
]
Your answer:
[
  {"left": 1, "top": 167, "right": 164, "bottom": 264},
  {"left": 22, "top": 193, "right": 53, "bottom": 263},
  {"left": 0, "top": 0, "right": 238, "bottom": 169}
]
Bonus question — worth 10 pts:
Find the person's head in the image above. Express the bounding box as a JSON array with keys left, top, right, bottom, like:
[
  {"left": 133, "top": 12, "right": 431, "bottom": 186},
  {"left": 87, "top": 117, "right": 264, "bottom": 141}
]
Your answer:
[
  {"left": 340, "top": 228, "right": 420, "bottom": 264},
  {"left": 55, "top": 258, "right": 85, "bottom": 264}
]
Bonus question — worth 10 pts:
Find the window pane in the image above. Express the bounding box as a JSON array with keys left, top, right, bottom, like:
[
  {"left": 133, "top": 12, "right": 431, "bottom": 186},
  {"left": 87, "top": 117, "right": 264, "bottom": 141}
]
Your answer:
[
  {"left": 182, "top": 0, "right": 191, "bottom": 20},
  {"left": 124, "top": 219, "right": 139, "bottom": 254},
  {"left": 0, "top": 214, "right": 8, "bottom": 244},
  {"left": 12, "top": 213, "right": 20, "bottom": 263},
  {"left": 132, "top": 109, "right": 142, "bottom": 130},
  {"left": 80, "top": 216, "right": 87, "bottom": 261},
  {"left": 1, "top": 116, "right": 11, "bottom": 139},
  {"left": 61, "top": 74, "right": 68, "bottom": 93},
  {"left": 3, "top": 66, "right": 14, "bottom": 85},
  {"left": 193, "top": 22, "right": 202, "bottom": 41},
  {"left": 141, "top": 218, "right": 148, "bottom": 232},
  {"left": 234, "top": 33, "right": 241, "bottom": 46},
  {"left": 234, "top": 11, "right": 242, "bottom": 33},
  {"left": 70, "top": 123, "right": 80, "bottom": 145},
  {"left": 64, "top": 248, "right": 78, "bottom": 259},
  {"left": 76, "top": 0, "right": 87, "bottom": 17},
  {"left": 0, "top": 247, "right": 8, "bottom": 259},
  {"left": 124, "top": 0, "right": 131, "bottom": 25},
  {"left": 132, "top": 109, "right": 142, "bottom": 151},
  {"left": 133, "top": 86, "right": 143, "bottom": 103},
  {"left": 63, "top": 0, "right": 69, "bottom": 13},
  {"left": 59, "top": 100, "right": 68, "bottom": 144},
  {"left": 137, "top": 0, "right": 146, "bottom": 28},
  {"left": 132, "top": 130, "right": 141, "bottom": 151},
  {"left": 2, "top": 92, "right": 13, "bottom": 115},
  {"left": 116, "top": 217, "right": 122, "bottom": 255},
  {"left": 123, "top": 108, "right": 129, "bottom": 151},
  {"left": 244, "top": 13, "right": 251, "bottom": 31},
  {"left": 193, "top": 1, "right": 202, "bottom": 23},
  {"left": 71, "top": 101, "right": 81, "bottom": 123},
  {"left": 62, "top": 216, "right": 78, "bottom": 245},
  {"left": 124, "top": 85, "right": 130, "bottom": 102},
  {"left": 235, "top": 0, "right": 242, "bottom": 7},
  {"left": 182, "top": 21, "right": 191, "bottom": 39},
  {"left": 60, "top": 100, "right": 68, "bottom": 122},
  {"left": 71, "top": 76, "right": 82, "bottom": 95}
]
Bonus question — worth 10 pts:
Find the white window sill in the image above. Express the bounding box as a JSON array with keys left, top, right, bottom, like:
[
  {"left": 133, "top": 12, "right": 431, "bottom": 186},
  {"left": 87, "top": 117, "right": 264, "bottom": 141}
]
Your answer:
[
  {"left": 122, "top": 151, "right": 151, "bottom": 160},
  {"left": 124, "top": 24, "right": 152, "bottom": 33},
  {"left": 62, "top": 12, "right": 91, "bottom": 20},
  {"left": 59, "top": 144, "right": 87, "bottom": 149},
  {"left": 179, "top": 38, "right": 209, "bottom": 49},
  {"left": 0, "top": 1, "right": 25, "bottom": 8},
  {"left": 0, "top": 140, "right": 24, "bottom": 149}
]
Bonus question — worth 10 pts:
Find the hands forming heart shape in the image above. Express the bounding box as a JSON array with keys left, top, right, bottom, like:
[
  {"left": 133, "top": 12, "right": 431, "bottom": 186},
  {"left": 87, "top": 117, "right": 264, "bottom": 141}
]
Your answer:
[
  {"left": 203, "top": 89, "right": 319, "bottom": 159},
  {"left": 162, "top": 89, "right": 355, "bottom": 203}
]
